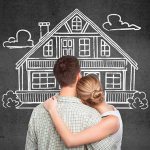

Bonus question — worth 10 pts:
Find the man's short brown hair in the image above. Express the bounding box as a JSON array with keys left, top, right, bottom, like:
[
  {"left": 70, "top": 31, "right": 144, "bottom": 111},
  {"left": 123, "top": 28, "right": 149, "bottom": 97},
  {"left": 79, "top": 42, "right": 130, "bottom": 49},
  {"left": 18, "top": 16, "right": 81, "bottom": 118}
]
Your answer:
[{"left": 53, "top": 55, "right": 80, "bottom": 87}]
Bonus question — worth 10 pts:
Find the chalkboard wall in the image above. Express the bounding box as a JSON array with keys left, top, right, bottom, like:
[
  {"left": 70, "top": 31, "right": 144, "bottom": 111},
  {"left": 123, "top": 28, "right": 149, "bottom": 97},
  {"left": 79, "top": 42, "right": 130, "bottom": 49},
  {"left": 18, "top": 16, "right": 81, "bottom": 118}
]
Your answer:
[{"left": 0, "top": 0, "right": 150, "bottom": 149}]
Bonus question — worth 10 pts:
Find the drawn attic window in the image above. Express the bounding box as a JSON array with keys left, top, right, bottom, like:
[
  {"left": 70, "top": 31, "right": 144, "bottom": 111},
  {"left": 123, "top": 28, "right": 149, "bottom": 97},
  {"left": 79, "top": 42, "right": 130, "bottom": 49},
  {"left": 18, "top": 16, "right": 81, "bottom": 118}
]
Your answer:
[
  {"left": 105, "top": 72, "right": 121, "bottom": 89},
  {"left": 84, "top": 72, "right": 100, "bottom": 80},
  {"left": 31, "top": 72, "right": 56, "bottom": 90},
  {"left": 72, "top": 16, "right": 82, "bottom": 31},
  {"left": 101, "top": 39, "right": 110, "bottom": 57},
  {"left": 79, "top": 38, "right": 90, "bottom": 56},
  {"left": 43, "top": 39, "right": 53, "bottom": 57}
]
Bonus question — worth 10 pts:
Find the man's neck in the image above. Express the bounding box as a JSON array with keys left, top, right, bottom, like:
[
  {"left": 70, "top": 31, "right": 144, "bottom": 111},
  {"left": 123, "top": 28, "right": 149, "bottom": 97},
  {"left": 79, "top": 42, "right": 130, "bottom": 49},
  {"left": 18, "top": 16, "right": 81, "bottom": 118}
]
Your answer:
[{"left": 59, "top": 86, "right": 76, "bottom": 97}]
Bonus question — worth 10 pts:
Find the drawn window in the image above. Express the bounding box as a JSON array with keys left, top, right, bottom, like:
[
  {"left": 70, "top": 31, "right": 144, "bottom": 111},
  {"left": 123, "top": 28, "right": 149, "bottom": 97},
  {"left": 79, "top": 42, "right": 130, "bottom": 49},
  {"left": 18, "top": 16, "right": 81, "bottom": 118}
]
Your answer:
[
  {"left": 62, "top": 39, "right": 74, "bottom": 56},
  {"left": 72, "top": 16, "right": 82, "bottom": 31},
  {"left": 101, "top": 39, "right": 110, "bottom": 56},
  {"left": 32, "top": 72, "right": 56, "bottom": 89},
  {"left": 79, "top": 38, "right": 90, "bottom": 56},
  {"left": 84, "top": 72, "right": 100, "bottom": 80},
  {"left": 105, "top": 72, "right": 121, "bottom": 89},
  {"left": 63, "top": 40, "right": 72, "bottom": 47},
  {"left": 43, "top": 39, "right": 53, "bottom": 56}
]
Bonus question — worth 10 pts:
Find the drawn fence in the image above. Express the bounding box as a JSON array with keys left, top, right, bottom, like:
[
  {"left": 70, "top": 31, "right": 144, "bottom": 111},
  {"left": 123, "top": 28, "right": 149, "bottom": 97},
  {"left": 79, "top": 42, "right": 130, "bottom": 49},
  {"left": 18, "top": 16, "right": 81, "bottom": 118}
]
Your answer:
[
  {"left": 27, "top": 58, "right": 126, "bottom": 69},
  {"left": 105, "top": 90, "right": 135, "bottom": 103},
  {"left": 16, "top": 91, "right": 59, "bottom": 103}
]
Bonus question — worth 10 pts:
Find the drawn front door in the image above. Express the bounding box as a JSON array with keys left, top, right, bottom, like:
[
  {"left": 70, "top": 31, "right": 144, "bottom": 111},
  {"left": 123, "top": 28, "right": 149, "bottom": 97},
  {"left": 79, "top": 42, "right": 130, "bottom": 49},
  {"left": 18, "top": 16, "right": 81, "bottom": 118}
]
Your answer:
[{"left": 61, "top": 38, "right": 74, "bottom": 56}]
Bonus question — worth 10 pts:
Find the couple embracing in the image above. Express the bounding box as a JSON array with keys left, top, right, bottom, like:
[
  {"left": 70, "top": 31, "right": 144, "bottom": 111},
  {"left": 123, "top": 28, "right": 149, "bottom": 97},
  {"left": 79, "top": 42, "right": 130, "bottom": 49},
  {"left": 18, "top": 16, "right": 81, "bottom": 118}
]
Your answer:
[{"left": 25, "top": 55, "right": 123, "bottom": 150}]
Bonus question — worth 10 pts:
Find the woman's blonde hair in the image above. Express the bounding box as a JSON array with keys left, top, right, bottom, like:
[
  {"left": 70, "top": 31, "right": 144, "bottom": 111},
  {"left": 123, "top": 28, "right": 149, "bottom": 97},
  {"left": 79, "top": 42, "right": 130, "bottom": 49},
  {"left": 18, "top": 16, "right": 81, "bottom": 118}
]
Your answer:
[{"left": 76, "top": 74, "right": 104, "bottom": 106}]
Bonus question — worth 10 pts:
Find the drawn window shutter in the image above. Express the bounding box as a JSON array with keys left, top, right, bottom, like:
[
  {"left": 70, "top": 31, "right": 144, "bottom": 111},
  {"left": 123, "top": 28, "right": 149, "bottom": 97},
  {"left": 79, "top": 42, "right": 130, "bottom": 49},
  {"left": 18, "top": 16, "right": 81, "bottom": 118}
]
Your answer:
[
  {"left": 43, "top": 39, "right": 53, "bottom": 57},
  {"left": 72, "top": 16, "right": 82, "bottom": 31},
  {"left": 79, "top": 38, "right": 90, "bottom": 56},
  {"left": 101, "top": 39, "right": 110, "bottom": 57},
  {"left": 105, "top": 72, "right": 121, "bottom": 89}
]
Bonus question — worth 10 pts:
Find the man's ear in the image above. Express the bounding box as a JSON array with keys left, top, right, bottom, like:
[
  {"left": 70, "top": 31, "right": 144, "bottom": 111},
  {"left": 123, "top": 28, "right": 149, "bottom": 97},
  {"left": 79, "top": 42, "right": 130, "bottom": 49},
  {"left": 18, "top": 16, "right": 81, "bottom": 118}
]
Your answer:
[{"left": 77, "top": 72, "right": 82, "bottom": 81}]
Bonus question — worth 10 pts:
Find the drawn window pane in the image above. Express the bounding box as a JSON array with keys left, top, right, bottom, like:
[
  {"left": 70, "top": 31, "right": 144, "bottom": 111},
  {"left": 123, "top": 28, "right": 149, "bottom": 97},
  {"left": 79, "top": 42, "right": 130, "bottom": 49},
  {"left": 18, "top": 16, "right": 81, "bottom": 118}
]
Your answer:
[
  {"left": 48, "top": 84, "right": 54, "bottom": 88},
  {"left": 80, "top": 51, "right": 84, "bottom": 56},
  {"left": 86, "top": 45, "right": 89, "bottom": 49},
  {"left": 85, "top": 51, "right": 90, "bottom": 56},
  {"left": 49, "top": 40, "right": 52, "bottom": 45},
  {"left": 107, "top": 78, "right": 113, "bottom": 83},
  {"left": 115, "top": 74, "right": 121, "bottom": 78},
  {"left": 80, "top": 45, "right": 84, "bottom": 49},
  {"left": 41, "top": 78, "right": 47, "bottom": 83},
  {"left": 105, "top": 45, "right": 110, "bottom": 50},
  {"left": 80, "top": 40, "right": 84, "bottom": 44},
  {"left": 106, "top": 84, "right": 113, "bottom": 89},
  {"left": 101, "top": 51, "right": 105, "bottom": 56},
  {"left": 63, "top": 40, "right": 67, "bottom": 47},
  {"left": 79, "top": 38, "right": 90, "bottom": 57},
  {"left": 32, "top": 72, "right": 56, "bottom": 90},
  {"left": 68, "top": 40, "right": 72, "bottom": 47},
  {"left": 33, "top": 84, "right": 40, "bottom": 89},
  {"left": 105, "top": 72, "right": 121, "bottom": 89},
  {"left": 85, "top": 40, "right": 89, "bottom": 44},
  {"left": 44, "top": 46, "right": 49, "bottom": 50},
  {"left": 41, "top": 84, "right": 47, "bottom": 88},
  {"left": 72, "top": 16, "right": 82, "bottom": 31},
  {"left": 101, "top": 39, "right": 110, "bottom": 57},
  {"left": 48, "top": 78, "right": 53, "bottom": 83},
  {"left": 63, "top": 49, "right": 68, "bottom": 55},
  {"left": 41, "top": 73, "right": 47, "bottom": 77},
  {"left": 48, "top": 78, "right": 56, "bottom": 88},
  {"left": 114, "top": 78, "right": 120, "bottom": 83},
  {"left": 105, "top": 51, "right": 110, "bottom": 56},
  {"left": 43, "top": 39, "right": 53, "bottom": 57},
  {"left": 33, "top": 78, "right": 39, "bottom": 83},
  {"left": 114, "top": 84, "right": 121, "bottom": 89},
  {"left": 106, "top": 73, "right": 112, "bottom": 78},
  {"left": 33, "top": 74, "right": 39, "bottom": 77},
  {"left": 47, "top": 73, "right": 51, "bottom": 77}
]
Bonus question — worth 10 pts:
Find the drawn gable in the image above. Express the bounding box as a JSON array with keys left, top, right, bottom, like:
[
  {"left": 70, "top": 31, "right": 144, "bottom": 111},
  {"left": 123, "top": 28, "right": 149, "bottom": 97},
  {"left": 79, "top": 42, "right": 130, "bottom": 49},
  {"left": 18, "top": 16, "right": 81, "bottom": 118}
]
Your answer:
[
  {"left": 56, "top": 24, "right": 70, "bottom": 33},
  {"left": 84, "top": 24, "right": 98, "bottom": 33}
]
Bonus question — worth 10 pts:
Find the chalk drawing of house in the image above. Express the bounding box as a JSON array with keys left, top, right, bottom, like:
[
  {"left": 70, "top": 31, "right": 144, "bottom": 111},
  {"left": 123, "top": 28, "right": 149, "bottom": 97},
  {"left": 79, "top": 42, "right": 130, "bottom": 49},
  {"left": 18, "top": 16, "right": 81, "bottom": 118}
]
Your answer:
[{"left": 15, "top": 9, "right": 138, "bottom": 109}]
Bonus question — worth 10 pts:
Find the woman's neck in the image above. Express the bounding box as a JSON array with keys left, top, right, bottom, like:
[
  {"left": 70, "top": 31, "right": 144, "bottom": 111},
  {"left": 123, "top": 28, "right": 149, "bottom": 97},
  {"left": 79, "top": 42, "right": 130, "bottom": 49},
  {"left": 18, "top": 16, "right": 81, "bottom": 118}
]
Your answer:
[{"left": 94, "top": 101, "right": 114, "bottom": 114}]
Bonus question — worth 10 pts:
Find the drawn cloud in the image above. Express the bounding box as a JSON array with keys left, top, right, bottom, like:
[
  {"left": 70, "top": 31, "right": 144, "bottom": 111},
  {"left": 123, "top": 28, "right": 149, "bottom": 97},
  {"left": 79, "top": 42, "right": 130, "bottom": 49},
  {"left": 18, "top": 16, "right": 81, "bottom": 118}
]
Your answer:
[
  {"left": 102, "top": 14, "right": 141, "bottom": 31},
  {"left": 128, "top": 91, "right": 149, "bottom": 110},
  {"left": 3, "top": 29, "right": 34, "bottom": 49}
]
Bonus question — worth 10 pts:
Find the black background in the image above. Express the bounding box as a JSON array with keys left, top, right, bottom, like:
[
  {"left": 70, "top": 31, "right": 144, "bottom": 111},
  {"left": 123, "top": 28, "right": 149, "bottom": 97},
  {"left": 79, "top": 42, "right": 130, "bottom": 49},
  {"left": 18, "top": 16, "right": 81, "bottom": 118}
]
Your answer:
[{"left": 0, "top": 0, "right": 150, "bottom": 149}]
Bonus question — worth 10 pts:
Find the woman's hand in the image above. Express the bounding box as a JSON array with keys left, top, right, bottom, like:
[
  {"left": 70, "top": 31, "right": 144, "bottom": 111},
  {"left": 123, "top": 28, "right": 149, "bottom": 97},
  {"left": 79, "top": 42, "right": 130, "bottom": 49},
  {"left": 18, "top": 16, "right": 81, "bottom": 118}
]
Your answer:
[{"left": 43, "top": 96, "right": 58, "bottom": 113}]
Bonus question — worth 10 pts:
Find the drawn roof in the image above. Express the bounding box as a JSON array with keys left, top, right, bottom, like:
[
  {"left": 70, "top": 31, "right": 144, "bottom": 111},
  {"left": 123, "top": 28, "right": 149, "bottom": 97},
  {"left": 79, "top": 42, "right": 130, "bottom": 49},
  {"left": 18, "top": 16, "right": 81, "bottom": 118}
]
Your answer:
[{"left": 16, "top": 9, "right": 138, "bottom": 70}]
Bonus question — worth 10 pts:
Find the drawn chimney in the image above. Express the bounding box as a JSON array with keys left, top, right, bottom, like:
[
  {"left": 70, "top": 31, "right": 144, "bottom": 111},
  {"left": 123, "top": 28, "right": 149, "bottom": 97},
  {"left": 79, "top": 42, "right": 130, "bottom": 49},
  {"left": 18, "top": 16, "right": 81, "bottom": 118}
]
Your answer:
[{"left": 38, "top": 22, "right": 50, "bottom": 39}]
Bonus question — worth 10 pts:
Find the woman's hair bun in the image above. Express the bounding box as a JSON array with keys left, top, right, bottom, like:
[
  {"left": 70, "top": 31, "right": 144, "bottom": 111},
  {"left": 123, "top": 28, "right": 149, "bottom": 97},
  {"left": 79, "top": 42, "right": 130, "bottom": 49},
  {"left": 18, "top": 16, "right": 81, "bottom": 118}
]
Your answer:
[
  {"left": 91, "top": 90, "right": 101, "bottom": 99},
  {"left": 91, "top": 90, "right": 102, "bottom": 99}
]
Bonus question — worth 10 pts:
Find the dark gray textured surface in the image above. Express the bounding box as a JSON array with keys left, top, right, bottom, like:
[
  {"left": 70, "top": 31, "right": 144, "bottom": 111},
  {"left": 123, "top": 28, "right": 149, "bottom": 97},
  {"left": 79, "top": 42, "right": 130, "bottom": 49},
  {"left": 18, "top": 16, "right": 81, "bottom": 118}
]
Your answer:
[{"left": 0, "top": 0, "right": 150, "bottom": 149}]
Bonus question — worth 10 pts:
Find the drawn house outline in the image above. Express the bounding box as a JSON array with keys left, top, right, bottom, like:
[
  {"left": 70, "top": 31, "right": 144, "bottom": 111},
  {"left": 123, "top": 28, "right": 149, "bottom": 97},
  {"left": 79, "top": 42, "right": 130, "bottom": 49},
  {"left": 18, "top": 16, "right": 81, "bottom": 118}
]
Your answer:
[{"left": 14, "top": 9, "right": 138, "bottom": 109}]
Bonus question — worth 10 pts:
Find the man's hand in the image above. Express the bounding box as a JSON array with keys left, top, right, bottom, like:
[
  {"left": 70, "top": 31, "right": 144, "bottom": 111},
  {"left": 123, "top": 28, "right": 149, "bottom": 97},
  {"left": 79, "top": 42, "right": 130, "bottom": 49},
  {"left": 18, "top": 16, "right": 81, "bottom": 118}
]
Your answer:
[{"left": 43, "top": 96, "right": 58, "bottom": 113}]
